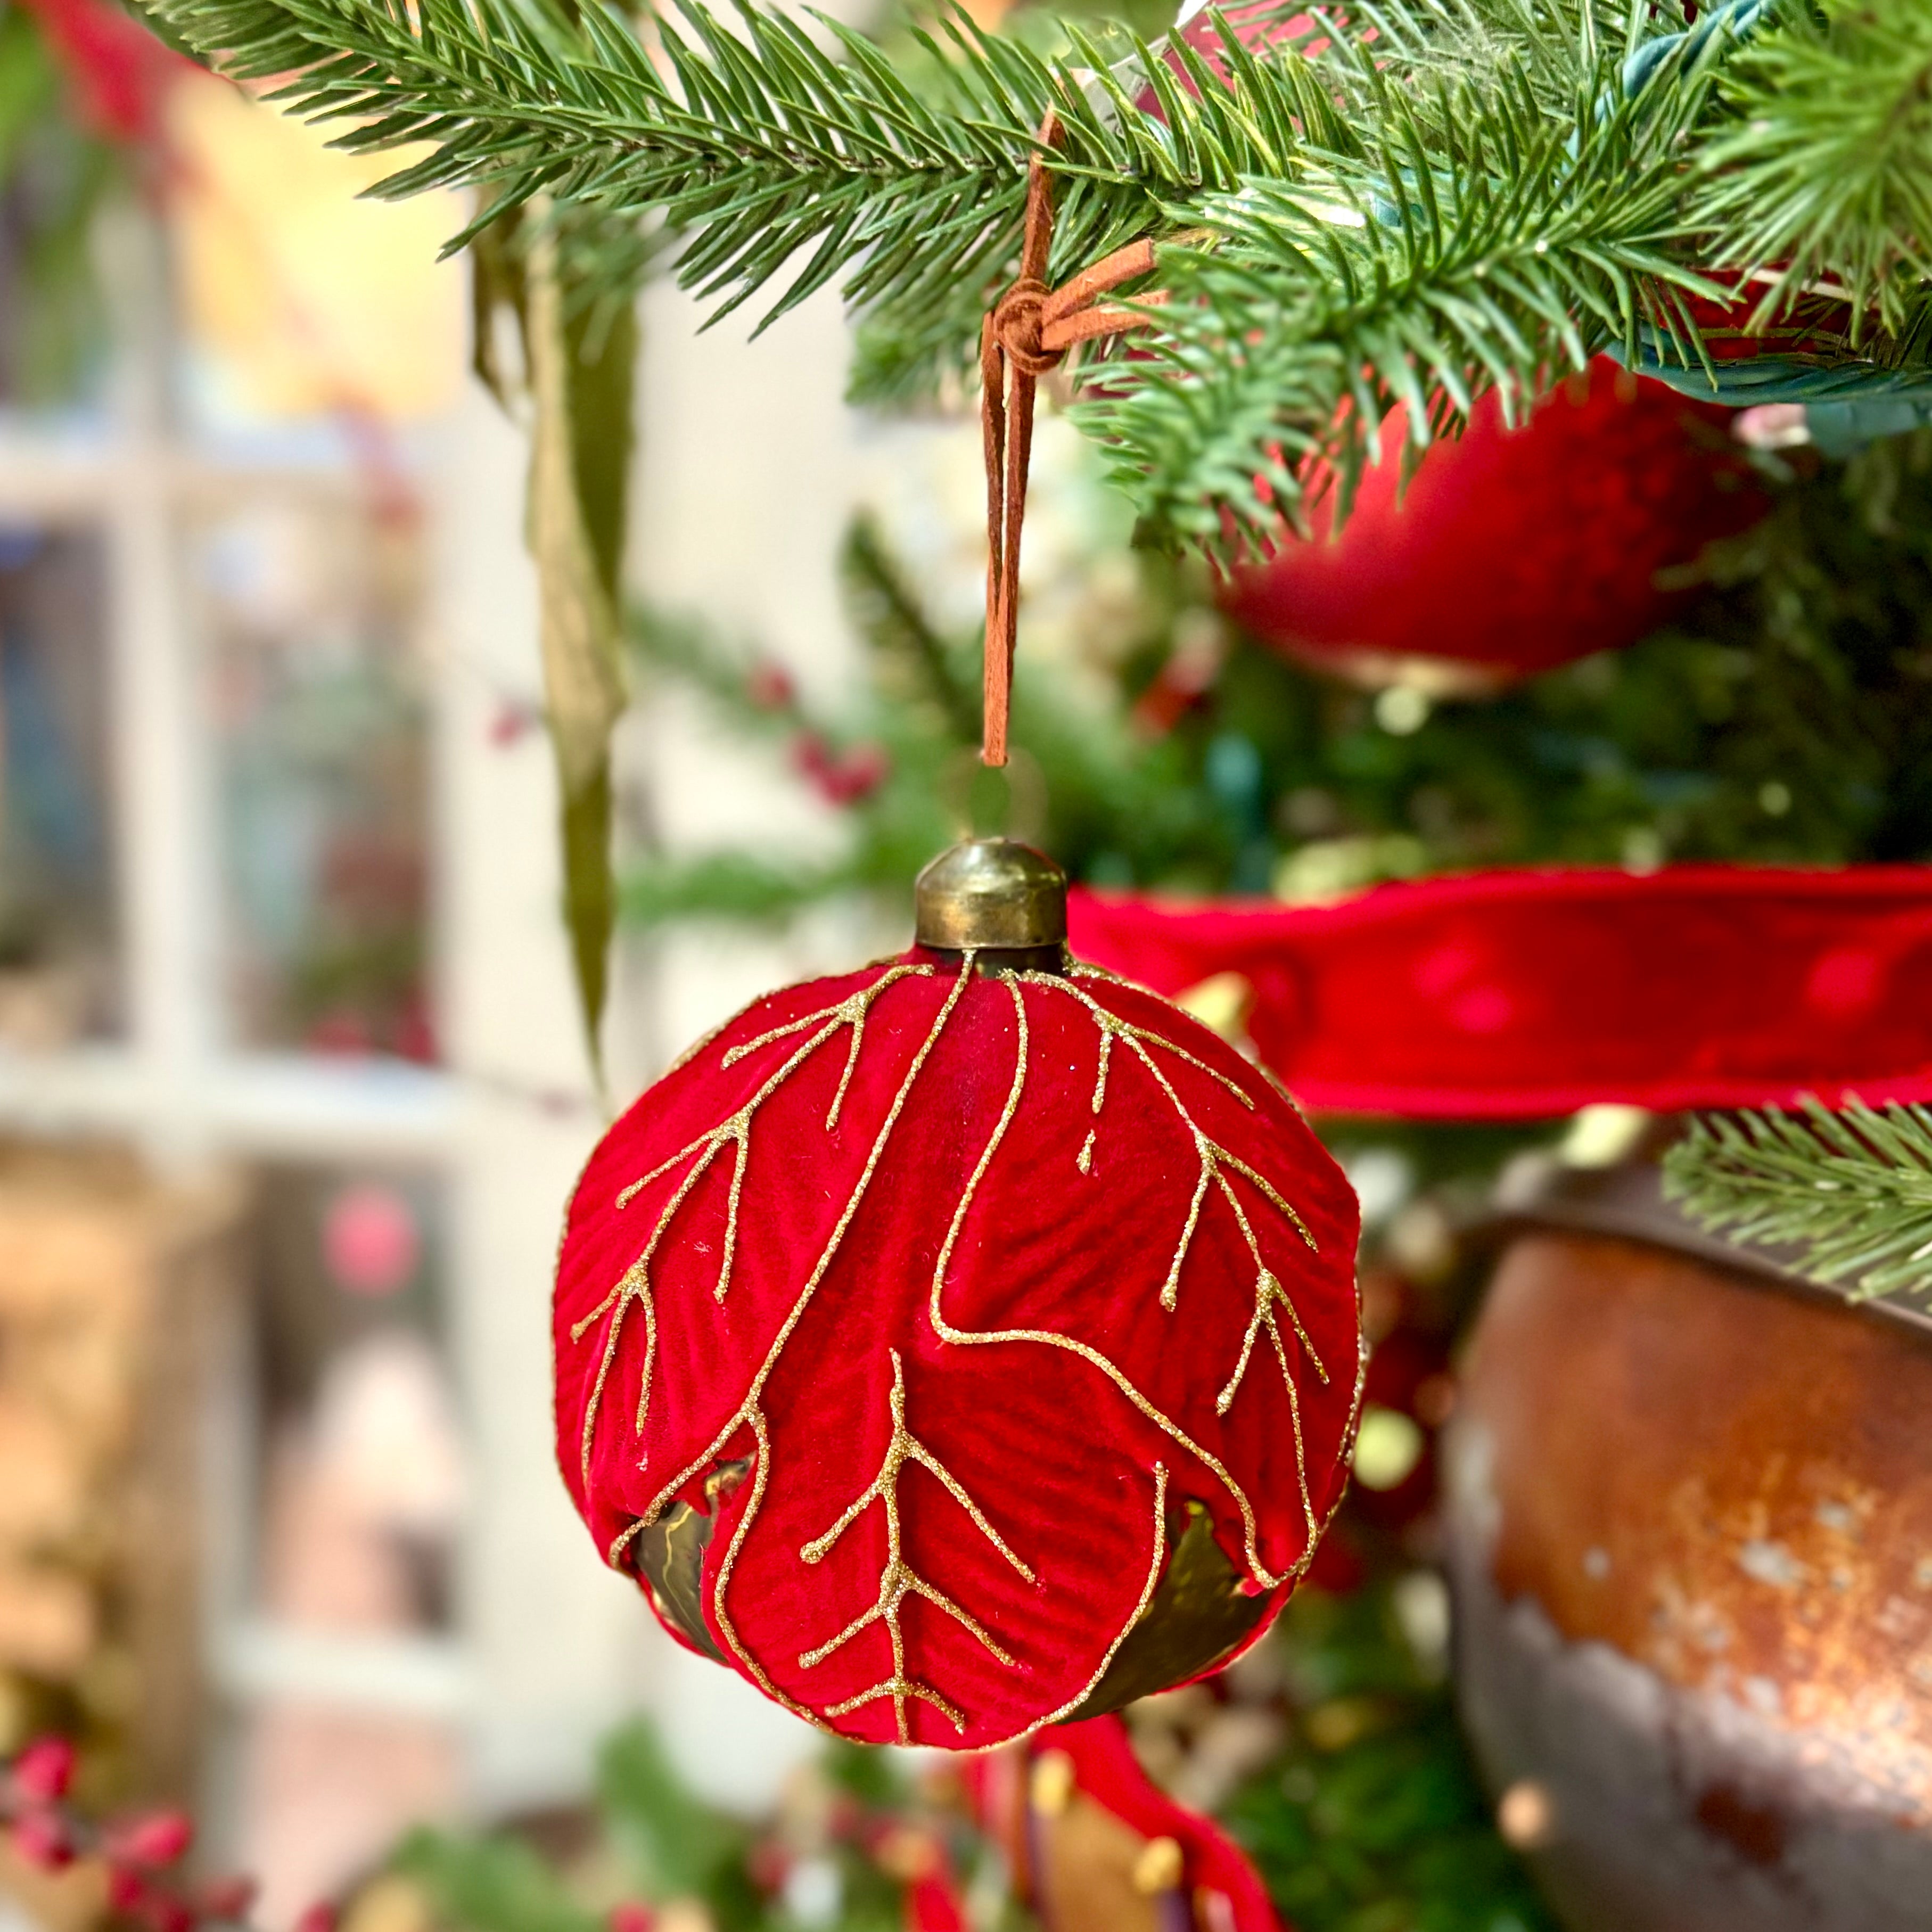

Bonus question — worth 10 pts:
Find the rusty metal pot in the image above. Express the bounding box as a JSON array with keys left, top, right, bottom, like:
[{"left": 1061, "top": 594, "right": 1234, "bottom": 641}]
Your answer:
[{"left": 1445, "top": 1149, "right": 1932, "bottom": 1932}]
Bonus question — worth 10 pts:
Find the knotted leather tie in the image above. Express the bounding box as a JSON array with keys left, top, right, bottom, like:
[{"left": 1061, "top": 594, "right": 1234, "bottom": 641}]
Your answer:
[{"left": 980, "top": 114, "right": 1164, "bottom": 766}]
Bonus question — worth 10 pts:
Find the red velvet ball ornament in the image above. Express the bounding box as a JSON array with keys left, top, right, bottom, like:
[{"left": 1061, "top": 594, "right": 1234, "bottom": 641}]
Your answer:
[
  {"left": 554, "top": 841, "right": 1362, "bottom": 1749},
  {"left": 1220, "top": 358, "right": 1767, "bottom": 685}
]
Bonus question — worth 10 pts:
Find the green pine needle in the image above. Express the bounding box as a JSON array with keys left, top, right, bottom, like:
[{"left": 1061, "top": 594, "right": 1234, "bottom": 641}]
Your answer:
[
  {"left": 1075, "top": 28, "right": 1730, "bottom": 552},
  {"left": 135, "top": 0, "right": 1932, "bottom": 553},
  {"left": 1696, "top": 0, "right": 1932, "bottom": 346},
  {"left": 1663, "top": 1099, "right": 1932, "bottom": 1305}
]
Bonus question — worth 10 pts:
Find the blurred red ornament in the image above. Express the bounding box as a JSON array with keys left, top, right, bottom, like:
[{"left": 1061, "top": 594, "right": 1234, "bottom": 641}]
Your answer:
[
  {"left": 902, "top": 1870, "right": 968, "bottom": 1932},
  {"left": 606, "top": 1905, "right": 653, "bottom": 1932},
  {"left": 553, "top": 842, "right": 1361, "bottom": 1749},
  {"left": 965, "top": 1714, "right": 1285, "bottom": 1932},
  {"left": 15, "top": 0, "right": 186, "bottom": 146},
  {"left": 322, "top": 1183, "right": 421, "bottom": 1298},
  {"left": 1220, "top": 359, "right": 1767, "bottom": 685}
]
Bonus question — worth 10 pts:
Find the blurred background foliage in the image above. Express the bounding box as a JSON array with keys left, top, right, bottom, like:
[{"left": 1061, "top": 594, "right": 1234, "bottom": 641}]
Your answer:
[
  {"left": 621, "top": 433, "right": 1932, "bottom": 941},
  {"left": 0, "top": 1, "right": 119, "bottom": 405}
]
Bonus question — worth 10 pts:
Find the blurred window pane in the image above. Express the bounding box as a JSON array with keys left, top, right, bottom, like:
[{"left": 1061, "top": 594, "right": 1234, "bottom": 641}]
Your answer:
[
  {"left": 196, "top": 494, "right": 435, "bottom": 1059},
  {"left": 0, "top": 522, "right": 120, "bottom": 1045},
  {"left": 249, "top": 1164, "right": 461, "bottom": 1635}
]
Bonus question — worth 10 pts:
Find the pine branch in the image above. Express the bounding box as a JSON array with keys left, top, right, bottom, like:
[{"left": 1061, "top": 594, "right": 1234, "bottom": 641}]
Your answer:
[
  {"left": 1662, "top": 1099, "right": 1932, "bottom": 1305},
  {"left": 1695, "top": 0, "right": 1932, "bottom": 344},
  {"left": 1074, "top": 28, "right": 1730, "bottom": 554},
  {"left": 139, "top": 0, "right": 1691, "bottom": 408},
  {"left": 141, "top": 0, "right": 1344, "bottom": 334},
  {"left": 142, "top": 0, "right": 1932, "bottom": 555}
]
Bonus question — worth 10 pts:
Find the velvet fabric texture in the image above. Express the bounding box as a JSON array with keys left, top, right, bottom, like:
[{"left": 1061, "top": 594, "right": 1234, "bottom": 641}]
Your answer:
[
  {"left": 555, "top": 953, "right": 1362, "bottom": 1749},
  {"left": 1219, "top": 359, "right": 1765, "bottom": 681},
  {"left": 1068, "top": 865, "right": 1932, "bottom": 1118}
]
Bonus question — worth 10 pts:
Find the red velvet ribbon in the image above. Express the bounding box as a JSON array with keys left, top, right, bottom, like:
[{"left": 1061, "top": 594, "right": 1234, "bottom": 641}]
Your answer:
[
  {"left": 960, "top": 1715, "right": 1284, "bottom": 1932},
  {"left": 1068, "top": 866, "right": 1932, "bottom": 1119}
]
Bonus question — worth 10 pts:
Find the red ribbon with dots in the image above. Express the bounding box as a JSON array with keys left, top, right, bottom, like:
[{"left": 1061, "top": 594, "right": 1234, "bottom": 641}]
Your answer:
[{"left": 1068, "top": 866, "right": 1932, "bottom": 1119}]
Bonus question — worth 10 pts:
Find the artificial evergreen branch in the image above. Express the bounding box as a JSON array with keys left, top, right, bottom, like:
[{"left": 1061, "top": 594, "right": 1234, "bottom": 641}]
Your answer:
[
  {"left": 1695, "top": 0, "right": 1932, "bottom": 345},
  {"left": 1076, "top": 29, "right": 1727, "bottom": 548},
  {"left": 139, "top": 0, "right": 1932, "bottom": 552},
  {"left": 1663, "top": 1099, "right": 1932, "bottom": 1304},
  {"left": 142, "top": 0, "right": 1289, "bottom": 332},
  {"left": 139, "top": 0, "right": 1752, "bottom": 534}
]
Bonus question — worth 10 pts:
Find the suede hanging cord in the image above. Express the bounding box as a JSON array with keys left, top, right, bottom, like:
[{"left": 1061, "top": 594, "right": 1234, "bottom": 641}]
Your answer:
[{"left": 980, "top": 114, "right": 1164, "bottom": 767}]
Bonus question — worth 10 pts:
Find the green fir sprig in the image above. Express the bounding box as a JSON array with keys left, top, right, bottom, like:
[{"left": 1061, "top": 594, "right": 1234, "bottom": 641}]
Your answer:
[
  {"left": 1664, "top": 1099, "right": 1932, "bottom": 1304},
  {"left": 1079, "top": 28, "right": 1728, "bottom": 548},
  {"left": 1697, "top": 0, "right": 1932, "bottom": 344},
  {"left": 135, "top": 0, "right": 1932, "bottom": 555},
  {"left": 121, "top": 0, "right": 1699, "bottom": 546}
]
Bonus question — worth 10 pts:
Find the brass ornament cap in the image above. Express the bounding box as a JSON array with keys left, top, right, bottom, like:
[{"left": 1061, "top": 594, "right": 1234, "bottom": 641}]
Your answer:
[{"left": 915, "top": 838, "right": 1067, "bottom": 953}]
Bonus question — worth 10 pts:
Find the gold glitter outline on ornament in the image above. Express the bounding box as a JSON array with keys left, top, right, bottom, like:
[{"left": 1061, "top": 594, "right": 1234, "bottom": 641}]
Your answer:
[
  {"left": 1026, "top": 973, "right": 1331, "bottom": 1523},
  {"left": 1030, "top": 974, "right": 1325, "bottom": 1338},
  {"left": 1039, "top": 969, "right": 1333, "bottom": 1535},
  {"left": 587, "top": 957, "right": 1333, "bottom": 1738},
  {"left": 929, "top": 974, "right": 1326, "bottom": 1577},
  {"left": 570, "top": 962, "right": 931, "bottom": 1489},
  {"left": 793, "top": 1349, "right": 1034, "bottom": 1741},
  {"left": 627, "top": 957, "right": 979, "bottom": 1730},
  {"left": 1016, "top": 1460, "right": 1170, "bottom": 1738}
]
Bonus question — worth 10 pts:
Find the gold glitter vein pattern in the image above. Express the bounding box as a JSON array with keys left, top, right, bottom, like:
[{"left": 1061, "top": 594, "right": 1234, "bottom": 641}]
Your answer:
[
  {"left": 571, "top": 951, "right": 1338, "bottom": 1738},
  {"left": 796, "top": 1350, "right": 1034, "bottom": 1741},
  {"left": 571, "top": 964, "right": 932, "bottom": 1487},
  {"left": 1023, "top": 973, "right": 1330, "bottom": 1421},
  {"left": 931, "top": 974, "right": 1332, "bottom": 1579}
]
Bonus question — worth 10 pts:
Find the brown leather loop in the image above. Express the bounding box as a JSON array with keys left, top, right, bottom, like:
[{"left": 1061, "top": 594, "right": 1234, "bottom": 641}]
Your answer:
[
  {"left": 980, "top": 129, "right": 1164, "bottom": 768},
  {"left": 991, "top": 279, "right": 1056, "bottom": 376}
]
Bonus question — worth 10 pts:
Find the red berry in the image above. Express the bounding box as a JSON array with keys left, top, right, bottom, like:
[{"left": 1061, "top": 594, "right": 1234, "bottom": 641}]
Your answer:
[
  {"left": 199, "top": 1876, "right": 259, "bottom": 1921},
  {"left": 607, "top": 1904, "right": 653, "bottom": 1932},
  {"left": 792, "top": 733, "right": 889, "bottom": 805},
  {"left": 745, "top": 1841, "right": 788, "bottom": 1893},
  {"left": 823, "top": 743, "right": 890, "bottom": 806},
  {"left": 138, "top": 1894, "right": 193, "bottom": 1932},
  {"left": 11, "top": 1736, "right": 77, "bottom": 1804},
  {"left": 109, "top": 1864, "right": 152, "bottom": 1912},
  {"left": 11, "top": 1810, "right": 75, "bottom": 1871},
  {"left": 110, "top": 1810, "right": 195, "bottom": 1868},
  {"left": 746, "top": 663, "right": 797, "bottom": 712},
  {"left": 293, "top": 1903, "right": 336, "bottom": 1932}
]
